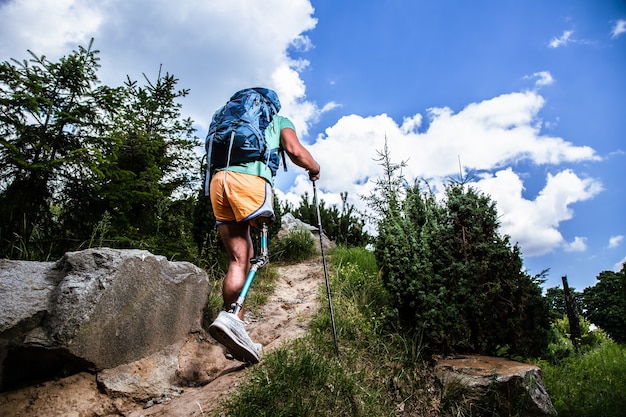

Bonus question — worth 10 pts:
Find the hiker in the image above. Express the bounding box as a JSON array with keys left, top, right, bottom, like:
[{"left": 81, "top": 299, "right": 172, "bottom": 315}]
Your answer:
[{"left": 206, "top": 88, "right": 320, "bottom": 364}]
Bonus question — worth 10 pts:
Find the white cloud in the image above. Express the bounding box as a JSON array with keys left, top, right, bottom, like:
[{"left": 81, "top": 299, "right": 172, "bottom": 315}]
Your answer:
[
  {"left": 0, "top": 0, "right": 103, "bottom": 60},
  {"left": 549, "top": 30, "right": 574, "bottom": 48},
  {"left": 0, "top": 0, "right": 322, "bottom": 134},
  {"left": 608, "top": 235, "right": 624, "bottom": 248},
  {"left": 474, "top": 169, "right": 602, "bottom": 256},
  {"left": 525, "top": 71, "right": 555, "bottom": 88},
  {"left": 614, "top": 257, "right": 626, "bottom": 272},
  {"left": 611, "top": 19, "right": 626, "bottom": 39},
  {"left": 564, "top": 237, "right": 587, "bottom": 252},
  {"left": 302, "top": 89, "right": 602, "bottom": 258}
]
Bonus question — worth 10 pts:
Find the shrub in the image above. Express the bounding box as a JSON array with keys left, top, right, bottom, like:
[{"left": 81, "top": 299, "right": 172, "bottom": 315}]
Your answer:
[
  {"left": 367, "top": 144, "right": 551, "bottom": 357},
  {"left": 270, "top": 229, "right": 316, "bottom": 263}
]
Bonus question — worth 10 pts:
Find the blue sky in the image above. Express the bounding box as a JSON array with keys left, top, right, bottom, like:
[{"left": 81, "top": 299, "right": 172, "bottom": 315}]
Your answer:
[{"left": 1, "top": 0, "right": 624, "bottom": 291}]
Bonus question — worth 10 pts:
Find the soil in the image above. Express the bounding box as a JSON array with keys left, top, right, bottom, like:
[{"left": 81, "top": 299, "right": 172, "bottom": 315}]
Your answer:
[{"left": 0, "top": 258, "right": 325, "bottom": 417}]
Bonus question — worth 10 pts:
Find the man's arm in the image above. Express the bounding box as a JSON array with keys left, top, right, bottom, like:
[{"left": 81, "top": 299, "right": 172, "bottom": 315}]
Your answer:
[{"left": 280, "top": 128, "right": 320, "bottom": 181}]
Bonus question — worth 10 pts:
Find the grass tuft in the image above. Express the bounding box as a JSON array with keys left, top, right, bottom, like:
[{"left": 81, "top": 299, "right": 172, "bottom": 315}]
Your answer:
[{"left": 270, "top": 229, "right": 316, "bottom": 263}]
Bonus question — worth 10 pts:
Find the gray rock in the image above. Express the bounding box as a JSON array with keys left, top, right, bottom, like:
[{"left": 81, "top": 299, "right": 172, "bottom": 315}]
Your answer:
[{"left": 0, "top": 248, "right": 209, "bottom": 390}]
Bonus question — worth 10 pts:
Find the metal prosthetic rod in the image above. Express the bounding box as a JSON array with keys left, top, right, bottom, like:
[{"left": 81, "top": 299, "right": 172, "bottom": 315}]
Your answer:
[{"left": 229, "top": 222, "right": 269, "bottom": 316}]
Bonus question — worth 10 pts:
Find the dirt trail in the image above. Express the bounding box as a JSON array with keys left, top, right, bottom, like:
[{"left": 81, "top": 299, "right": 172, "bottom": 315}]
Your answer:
[{"left": 0, "top": 258, "right": 325, "bottom": 417}]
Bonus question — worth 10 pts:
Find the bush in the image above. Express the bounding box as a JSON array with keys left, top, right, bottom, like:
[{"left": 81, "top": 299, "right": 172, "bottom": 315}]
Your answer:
[
  {"left": 270, "top": 229, "right": 316, "bottom": 263},
  {"left": 544, "top": 314, "right": 609, "bottom": 363},
  {"left": 367, "top": 145, "right": 551, "bottom": 357}
]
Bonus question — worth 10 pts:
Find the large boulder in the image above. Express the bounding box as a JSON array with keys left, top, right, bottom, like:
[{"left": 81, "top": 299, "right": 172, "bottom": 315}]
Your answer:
[
  {"left": 435, "top": 355, "right": 557, "bottom": 416},
  {"left": 0, "top": 248, "right": 209, "bottom": 391}
]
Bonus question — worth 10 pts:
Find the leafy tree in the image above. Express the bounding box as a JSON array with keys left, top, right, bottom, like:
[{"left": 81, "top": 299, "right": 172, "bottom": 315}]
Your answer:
[
  {"left": 0, "top": 39, "right": 121, "bottom": 258},
  {"left": 545, "top": 285, "right": 584, "bottom": 318},
  {"left": 582, "top": 265, "right": 626, "bottom": 344},
  {"left": 369, "top": 144, "right": 551, "bottom": 357}
]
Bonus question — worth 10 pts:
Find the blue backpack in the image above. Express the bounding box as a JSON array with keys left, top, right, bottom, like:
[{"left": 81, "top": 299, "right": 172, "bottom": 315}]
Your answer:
[{"left": 204, "top": 87, "right": 284, "bottom": 194}]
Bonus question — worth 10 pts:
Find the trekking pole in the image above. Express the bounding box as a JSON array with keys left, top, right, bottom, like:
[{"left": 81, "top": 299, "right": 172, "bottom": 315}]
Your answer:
[{"left": 313, "top": 181, "right": 340, "bottom": 357}]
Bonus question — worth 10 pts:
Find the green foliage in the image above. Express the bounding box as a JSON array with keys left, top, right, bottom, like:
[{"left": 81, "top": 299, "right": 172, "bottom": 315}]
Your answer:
[
  {"left": 538, "top": 341, "right": 626, "bottom": 417},
  {"left": 368, "top": 144, "right": 551, "bottom": 357},
  {"left": 0, "top": 39, "right": 121, "bottom": 258},
  {"left": 544, "top": 314, "right": 609, "bottom": 363},
  {"left": 269, "top": 229, "right": 316, "bottom": 263},
  {"left": 582, "top": 265, "right": 626, "bottom": 344},
  {"left": 289, "top": 190, "right": 370, "bottom": 248},
  {"left": 60, "top": 65, "right": 199, "bottom": 252},
  {"left": 217, "top": 247, "right": 438, "bottom": 417},
  {"left": 214, "top": 245, "right": 623, "bottom": 417},
  {"left": 321, "top": 246, "right": 392, "bottom": 348},
  {"left": 544, "top": 284, "right": 584, "bottom": 319},
  {"left": 0, "top": 40, "right": 200, "bottom": 261}
]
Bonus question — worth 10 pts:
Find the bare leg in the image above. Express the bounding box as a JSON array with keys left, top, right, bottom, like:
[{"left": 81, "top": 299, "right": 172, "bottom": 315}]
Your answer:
[{"left": 218, "top": 221, "right": 253, "bottom": 320}]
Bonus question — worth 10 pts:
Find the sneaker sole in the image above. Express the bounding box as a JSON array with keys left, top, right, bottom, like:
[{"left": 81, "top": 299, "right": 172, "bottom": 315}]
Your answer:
[{"left": 209, "top": 322, "right": 260, "bottom": 364}]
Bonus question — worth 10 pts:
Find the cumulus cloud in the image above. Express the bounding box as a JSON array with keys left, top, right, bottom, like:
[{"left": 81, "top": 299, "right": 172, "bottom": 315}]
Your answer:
[
  {"left": 310, "top": 91, "right": 598, "bottom": 191},
  {"left": 611, "top": 19, "right": 626, "bottom": 39},
  {"left": 608, "top": 235, "right": 624, "bottom": 248},
  {"left": 301, "top": 90, "right": 602, "bottom": 258},
  {"left": 0, "top": 0, "right": 323, "bottom": 134},
  {"left": 564, "top": 237, "right": 587, "bottom": 252},
  {"left": 474, "top": 169, "right": 601, "bottom": 256}
]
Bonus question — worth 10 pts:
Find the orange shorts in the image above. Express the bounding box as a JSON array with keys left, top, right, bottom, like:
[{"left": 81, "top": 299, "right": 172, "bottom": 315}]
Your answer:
[{"left": 209, "top": 170, "right": 274, "bottom": 225}]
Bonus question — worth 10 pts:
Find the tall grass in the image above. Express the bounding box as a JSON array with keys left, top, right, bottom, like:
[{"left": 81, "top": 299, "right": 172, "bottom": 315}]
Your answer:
[{"left": 538, "top": 341, "right": 626, "bottom": 417}]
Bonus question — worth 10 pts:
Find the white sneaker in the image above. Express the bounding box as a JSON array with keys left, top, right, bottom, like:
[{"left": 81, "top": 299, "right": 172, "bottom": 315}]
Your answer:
[{"left": 209, "top": 311, "right": 262, "bottom": 364}]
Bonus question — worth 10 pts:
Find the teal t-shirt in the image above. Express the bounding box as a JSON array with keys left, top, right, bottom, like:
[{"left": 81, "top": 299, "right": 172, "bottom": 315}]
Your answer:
[{"left": 219, "top": 115, "right": 294, "bottom": 185}]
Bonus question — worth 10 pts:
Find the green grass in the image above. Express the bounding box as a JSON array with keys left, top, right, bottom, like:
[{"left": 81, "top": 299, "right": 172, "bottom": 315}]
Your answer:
[
  {"left": 217, "top": 338, "right": 361, "bottom": 416},
  {"left": 538, "top": 341, "right": 626, "bottom": 417}
]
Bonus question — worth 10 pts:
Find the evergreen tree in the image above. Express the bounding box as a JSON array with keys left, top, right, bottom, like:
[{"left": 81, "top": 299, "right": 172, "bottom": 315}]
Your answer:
[
  {"left": 1, "top": 40, "right": 199, "bottom": 260},
  {"left": 69, "top": 67, "right": 198, "bottom": 244},
  {"left": 291, "top": 191, "right": 370, "bottom": 247},
  {"left": 369, "top": 145, "right": 551, "bottom": 357},
  {"left": 0, "top": 39, "right": 121, "bottom": 258}
]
